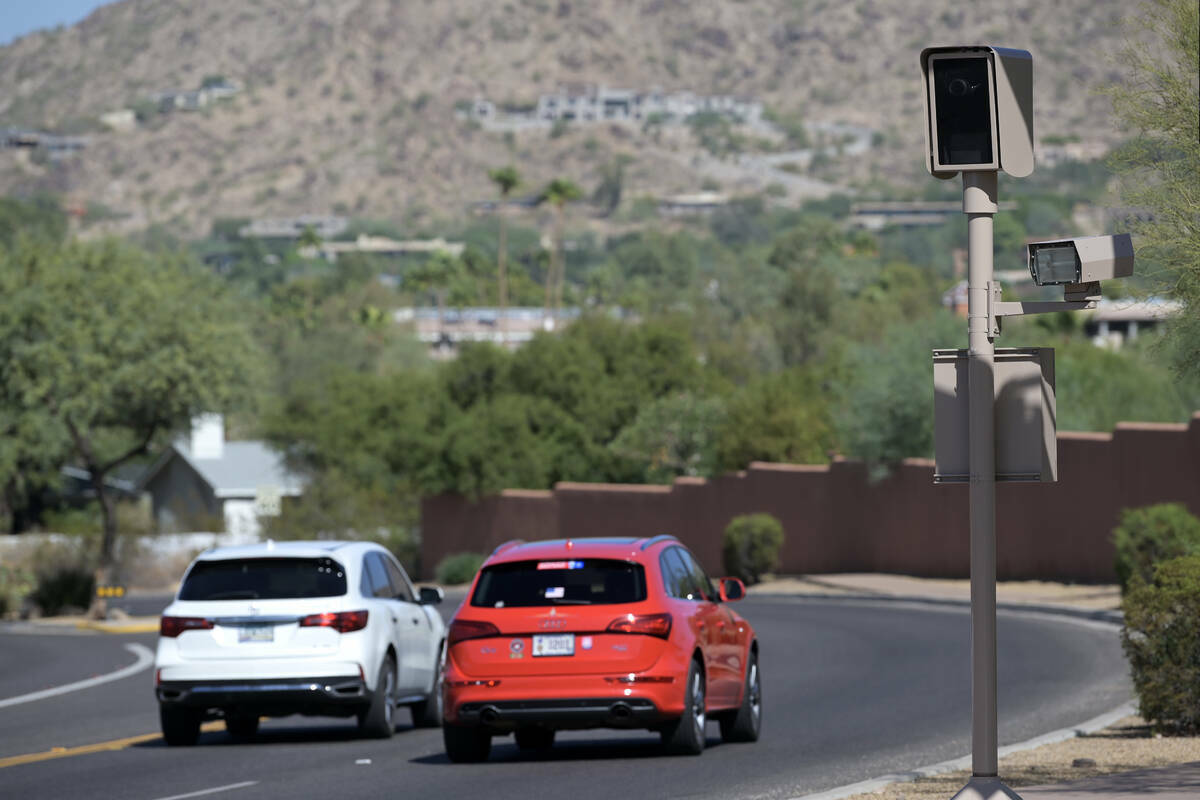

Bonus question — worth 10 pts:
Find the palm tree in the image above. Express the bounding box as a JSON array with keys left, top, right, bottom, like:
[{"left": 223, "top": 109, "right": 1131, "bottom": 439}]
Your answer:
[
  {"left": 488, "top": 166, "right": 520, "bottom": 344},
  {"left": 538, "top": 178, "right": 583, "bottom": 324}
]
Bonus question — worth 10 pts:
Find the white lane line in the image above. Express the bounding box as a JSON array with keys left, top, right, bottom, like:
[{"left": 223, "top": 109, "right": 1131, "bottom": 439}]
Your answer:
[
  {"left": 147, "top": 781, "right": 259, "bottom": 800},
  {"left": 0, "top": 642, "right": 154, "bottom": 709}
]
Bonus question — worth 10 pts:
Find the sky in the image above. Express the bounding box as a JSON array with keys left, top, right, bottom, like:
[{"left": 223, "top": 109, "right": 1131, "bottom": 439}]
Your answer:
[{"left": 0, "top": 1, "right": 115, "bottom": 47}]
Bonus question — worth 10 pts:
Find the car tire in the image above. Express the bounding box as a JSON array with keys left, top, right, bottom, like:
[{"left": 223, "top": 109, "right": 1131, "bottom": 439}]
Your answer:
[
  {"left": 160, "top": 706, "right": 201, "bottom": 747},
  {"left": 358, "top": 655, "right": 397, "bottom": 739},
  {"left": 514, "top": 727, "right": 555, "bottom": 752},
  {"left": 661, "top": 657, "right": 706, "bottom": 756},
  {"left": 443, "top": 724, "right": 492, "bottom": 763},
  {"left": 718, "top": 650, "right": 761, "bottom": 743},
  {"left": 411, "top": 641, "right": 445, "bottom": 728},
  {"left": 225, "top": 713, "right": 260, "bottom": 742}
]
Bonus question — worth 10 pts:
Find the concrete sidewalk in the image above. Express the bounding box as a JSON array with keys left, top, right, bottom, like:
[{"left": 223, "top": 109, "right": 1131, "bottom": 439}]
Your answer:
[
  {"left": 750, "top": 573, "right": 1121, "bottom": 613},
  {"left": 1019, "top": 761, "right": 1200, "bottom": 799}
]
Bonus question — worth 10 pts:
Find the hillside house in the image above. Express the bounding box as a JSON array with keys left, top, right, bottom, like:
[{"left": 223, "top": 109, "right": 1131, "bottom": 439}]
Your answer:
[{"left": 137, "top": 415, "right": 303, "bottom": 537}]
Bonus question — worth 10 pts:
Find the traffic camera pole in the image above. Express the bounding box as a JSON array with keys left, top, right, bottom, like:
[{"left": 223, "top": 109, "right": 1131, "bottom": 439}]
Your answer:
[{"left": 964, "top": 170, "right": 999, "bottom": 779}]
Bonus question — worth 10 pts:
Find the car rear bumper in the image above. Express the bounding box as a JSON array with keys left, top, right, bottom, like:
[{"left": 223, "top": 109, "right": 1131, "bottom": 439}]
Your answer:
[
  {"left": 157, "top": 676, "right": 368, "bottom": 717},
  {"left": 443, "top": 668, "right": 684, "bottom": 730},
  {"left": 454, "top": 697, "right": 663, "bottom": 730}
]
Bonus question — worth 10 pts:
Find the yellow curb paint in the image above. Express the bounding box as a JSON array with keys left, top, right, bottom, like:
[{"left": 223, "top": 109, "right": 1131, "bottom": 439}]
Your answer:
[
  {"left": 0, "top": 722, "right": 224, "bottom": 769},
  {"left": 74, "top": 621, "right": 160, "bottom": 634}
]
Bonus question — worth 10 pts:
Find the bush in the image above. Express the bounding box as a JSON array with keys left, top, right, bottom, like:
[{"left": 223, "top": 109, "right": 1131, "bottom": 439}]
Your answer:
[
  {"left": 1112, "top": 503, "right": 1200, "bottom": 593},
  {"left": 28, "top": 565, "right": 95, "bottom": 616},
  {"left": 0, "top": 564, "right": 35, "bottom": 618},
  {"left": 435, "top": 552, "right": 486, "bottom": 586},
  {"left": 722, "top": 513, "right": 784, "bottom": 585},
  {"left": 1121, "top": 555, "right": 1200, "bottom": 734}
]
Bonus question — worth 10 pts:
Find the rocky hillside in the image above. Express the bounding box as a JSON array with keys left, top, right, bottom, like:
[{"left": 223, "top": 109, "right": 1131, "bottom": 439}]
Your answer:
[{"left": 0, "top": 0, "right": 1143, "bottom": 236}]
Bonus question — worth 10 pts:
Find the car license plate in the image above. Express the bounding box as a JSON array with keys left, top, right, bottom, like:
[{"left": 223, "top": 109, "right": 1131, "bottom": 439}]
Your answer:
[
  {"left": 238, "top": 623, "right": 273, "bottom": 643},
  {"left": 532, "top": 634, "right": 574, "bottom": 657}
]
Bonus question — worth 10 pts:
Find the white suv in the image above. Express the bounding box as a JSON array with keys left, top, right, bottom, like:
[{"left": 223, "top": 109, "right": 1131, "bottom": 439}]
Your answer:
[{"left": 154, "top": 540, "right": 446, "bottom": 745}]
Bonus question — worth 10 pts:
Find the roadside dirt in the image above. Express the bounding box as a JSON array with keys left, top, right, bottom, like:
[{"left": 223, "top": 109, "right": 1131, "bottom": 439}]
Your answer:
[{"left": 840, "top": 717, "right": 1200, "bottom": 800}]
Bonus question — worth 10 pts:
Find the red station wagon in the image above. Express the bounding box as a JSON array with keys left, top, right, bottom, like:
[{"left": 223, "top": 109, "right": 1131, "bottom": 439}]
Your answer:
[{"left": 441, "top": 535, "right": 761, "bottom": 762}]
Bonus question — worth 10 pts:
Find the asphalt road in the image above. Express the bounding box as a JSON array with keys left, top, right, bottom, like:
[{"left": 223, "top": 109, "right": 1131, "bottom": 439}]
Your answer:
[{"left": 0, "top": 597, "right": 1131, "bottom": 800}]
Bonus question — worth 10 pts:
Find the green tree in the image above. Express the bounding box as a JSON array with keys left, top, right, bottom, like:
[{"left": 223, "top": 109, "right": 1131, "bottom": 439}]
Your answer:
[
  {"left": 406, "top": 251, "right": 462, "bottom": 341},
  {"left": 0, "top": 195, "right": 67, "bottom": 249},
  {"left": 609, "top": 392, "right": 727, "bottom": 483},
  {"left": 297, "top": 224, "right": 322, "bottom": 250},
  {"left": 0, "top": 239, "right": 258, "bottom": 584},
  {"left": 834, "top": 312, "right": 963, "bottom": 474},
  {"left": 715, "top": 368, "right": 836, "bottom": 471},
  {"left": 1107, "top": 0, "right": 1200, "bottom": 378},
  {"left": 538, "top": 178, "right": 583, "bottom": 316},
  {"left": 488, "top": 166, "right": 521, "bottom": 338}
]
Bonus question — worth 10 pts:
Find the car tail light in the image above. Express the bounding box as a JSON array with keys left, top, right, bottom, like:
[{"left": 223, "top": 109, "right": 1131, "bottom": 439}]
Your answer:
[
  {"left": 300, "top": 610, "right": 369, "bottom": 633},
  {"left": 160, "top": 616, "right": 213, "bottom": 637},
  {"left": 606, "top": 613, "right": 672, "bottom": 638},
  {"left": 448, "top": 619, "right": 501, "bottom": 645}
]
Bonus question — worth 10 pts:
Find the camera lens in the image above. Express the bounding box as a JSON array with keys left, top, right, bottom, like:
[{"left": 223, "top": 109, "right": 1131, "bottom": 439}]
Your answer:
[{"left": 947, "top": 78, "right": 972, "bottom": 97}]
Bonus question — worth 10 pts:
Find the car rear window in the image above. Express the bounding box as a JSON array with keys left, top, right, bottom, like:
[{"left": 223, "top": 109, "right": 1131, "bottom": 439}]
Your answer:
[
  {"left": 179, "top": 557, "right": 347, "bottom": 600},
  {"left": 471, "top": 559, "right": 646, "bottom": 607}
]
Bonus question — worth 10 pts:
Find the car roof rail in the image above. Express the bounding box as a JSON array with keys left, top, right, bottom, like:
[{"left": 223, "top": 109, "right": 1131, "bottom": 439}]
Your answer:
[
  {"left": 491, "top": 539, "right": 525, "bottom": 556},
  {"left": 639, "top": 534, "right": 679, "bottom": 551}
]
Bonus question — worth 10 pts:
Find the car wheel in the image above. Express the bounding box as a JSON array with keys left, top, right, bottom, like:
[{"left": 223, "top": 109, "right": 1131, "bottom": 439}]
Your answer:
[
  {"left": 411, "top": 640, "right": 445, "bottom": 728},
  {"left": 225, "top": 713, "right": 260, "bottom": 742},
  {"left": 661, "top": 657, "right": 706, "bottom": 755},
  {"left": 719, "top": 650, "right": 761, "bottom": 743},
  {"left": 358, "top": 655, "right": 397, "bottom": 739},
  {"left": 160, "top": 706, "right": 201, "bottom": 747},
  {"left": 514, "top": 727, "right": 555, "bottom": 752},
  {"left": 443, "top": 724, "right": 492, "bottom": 763}
]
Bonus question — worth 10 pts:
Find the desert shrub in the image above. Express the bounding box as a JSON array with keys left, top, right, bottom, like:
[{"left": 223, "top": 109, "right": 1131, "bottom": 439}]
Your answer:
[
  {"left": 722, "top": 513, "right": 784, "bottom": 585},
  {"left": 1112, "top": 503, "right": 1200, "bottom": 592},
  {"left": 0, "top": 564, "right": 35, "bottom": 617},
  {"left": 29, "top": 565, "right": 95, "bottom": 616},
  {"left": 434, "top": 552, "right": 486, "bottom": 586},
  {"left": 1121, "top": 555, "right": 1200, "bottom": 734}
]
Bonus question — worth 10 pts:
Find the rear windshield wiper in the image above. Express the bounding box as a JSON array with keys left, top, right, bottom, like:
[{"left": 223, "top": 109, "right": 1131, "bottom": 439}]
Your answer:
[
  {"left": 547, "top": 598, "right": 591, "bottom": 605},
  {"left": 204, "top": 590, "right": 260, "bottom": 600}
]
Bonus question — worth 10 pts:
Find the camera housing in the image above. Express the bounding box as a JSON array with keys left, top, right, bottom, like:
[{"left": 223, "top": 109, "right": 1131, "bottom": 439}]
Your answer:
[
  {"left": 920, "top": 46, "right": 1034, "bottom": 179},
  {"left": 1027, "top": 234, "right": 1134, "bottom": 287}
]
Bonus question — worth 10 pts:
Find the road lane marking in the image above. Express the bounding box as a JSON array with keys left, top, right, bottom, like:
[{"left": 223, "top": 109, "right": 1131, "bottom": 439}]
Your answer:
[
  {"left": 0, "top": 721, "right": 224, "bottom": 769},
  {"left": 0, "top": 642, "right": 154, "bottom": 708},
  {"left": 148, "top": 781, "right": 259, "bottom": 800}
]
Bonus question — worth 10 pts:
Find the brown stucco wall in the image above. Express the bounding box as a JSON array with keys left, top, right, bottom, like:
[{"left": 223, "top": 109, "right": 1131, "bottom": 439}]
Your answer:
[{"left": 419, "top": 413, "right": 1200, "bottom": 582}]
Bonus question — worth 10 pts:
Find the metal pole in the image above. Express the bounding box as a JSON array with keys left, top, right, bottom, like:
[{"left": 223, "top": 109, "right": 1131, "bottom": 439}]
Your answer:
[{"left": 964, "top": 170, "right": 999, "bottom": 778}]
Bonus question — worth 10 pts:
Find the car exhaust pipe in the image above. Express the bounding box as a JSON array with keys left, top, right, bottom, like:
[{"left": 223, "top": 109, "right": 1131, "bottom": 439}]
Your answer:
[
  {"left": 480, "top": 705, "right": 500, "bottom": 725},
  {"left": 609, "top": 702, "right": 633, "bottom": 721}
]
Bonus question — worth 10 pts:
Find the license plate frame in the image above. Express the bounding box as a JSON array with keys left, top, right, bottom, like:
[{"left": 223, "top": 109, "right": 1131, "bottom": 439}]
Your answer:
[
  {"left": 238, "top": 623, "right": 274, "bottom": 643},
  {"left": 532, "top": 633, "right": 574, "bottom": 657}
]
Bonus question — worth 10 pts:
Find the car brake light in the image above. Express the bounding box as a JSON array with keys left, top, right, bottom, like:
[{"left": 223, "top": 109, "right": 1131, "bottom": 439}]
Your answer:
[
  {"left": 606, "top": 613, "right": 672, "bottom": 638},
  {"left": 448, "top": 619, "right": 501, "bottom": 645},
  {"left": 160, "top": 616, "right": 213, "bottom": 637},
  {"left": 300, "top": 610, "right": 369, "bottom": 633}
]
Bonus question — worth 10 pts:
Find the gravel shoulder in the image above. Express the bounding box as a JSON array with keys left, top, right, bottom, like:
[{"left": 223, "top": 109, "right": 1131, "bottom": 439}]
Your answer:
[{"left": 838, "top": 716, "right": 1200, "bottom": 800}]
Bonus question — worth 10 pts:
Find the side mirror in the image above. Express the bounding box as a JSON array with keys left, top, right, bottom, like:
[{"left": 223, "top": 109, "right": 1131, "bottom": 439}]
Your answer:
[
  {"left": 718, "top": 577, "right": 746, "bottom": 602},
  {"left": 418, "top": 586, "right": 444, "bottom": 606}
]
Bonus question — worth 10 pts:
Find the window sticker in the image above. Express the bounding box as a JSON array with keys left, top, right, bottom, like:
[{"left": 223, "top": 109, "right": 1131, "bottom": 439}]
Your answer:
[{"left": 545, "top": 586, "right": 565, "bottom": 599}]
